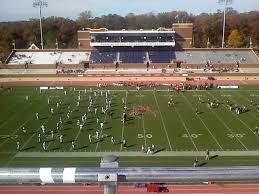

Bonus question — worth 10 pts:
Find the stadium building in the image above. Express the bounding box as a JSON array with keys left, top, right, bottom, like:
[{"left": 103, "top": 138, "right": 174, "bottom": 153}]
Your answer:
[{"left": 1, "top": 22, "right": 259, "bottom": 83}]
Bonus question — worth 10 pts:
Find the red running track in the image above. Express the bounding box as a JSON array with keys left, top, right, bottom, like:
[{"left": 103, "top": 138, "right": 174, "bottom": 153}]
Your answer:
[{"left": 1, "top": 184, "right": 259, "bottom": 194}]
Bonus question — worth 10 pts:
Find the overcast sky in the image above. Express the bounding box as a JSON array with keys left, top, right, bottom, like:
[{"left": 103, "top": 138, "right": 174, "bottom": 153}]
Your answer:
[{"left": 0, "top": 0, "right": 258, "bottom": 22}]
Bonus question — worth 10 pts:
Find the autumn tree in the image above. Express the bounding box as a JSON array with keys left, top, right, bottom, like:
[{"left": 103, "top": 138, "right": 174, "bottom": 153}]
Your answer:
[
  {"left": 227, "top": 29, "right": 242, "bottom": 47},
  {"left": 0, "top": 9, "right": 259, "bottom": 61}
]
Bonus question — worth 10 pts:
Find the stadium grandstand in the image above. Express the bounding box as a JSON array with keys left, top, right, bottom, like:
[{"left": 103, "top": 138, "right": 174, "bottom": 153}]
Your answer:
[
  {"left": 3, "top": 23, "right": 259, "bottom": 75},
  {"left": 6, "top": 48, "right": 259, "bottom": 66}
]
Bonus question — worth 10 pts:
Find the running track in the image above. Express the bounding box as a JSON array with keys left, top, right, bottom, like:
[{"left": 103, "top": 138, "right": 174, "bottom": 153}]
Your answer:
[{"left": 1, "top": 184, "right": 259, "bottom": 194}]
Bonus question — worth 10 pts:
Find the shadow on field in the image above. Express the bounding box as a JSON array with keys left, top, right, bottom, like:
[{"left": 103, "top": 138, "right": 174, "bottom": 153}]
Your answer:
[
  {"left": 65, "top": 121, "right": 73, "bottom": 125},
  {"left": 154, "top": 148, "right": 165, "bottom": 154},
  {"left": 127, "top": 117, "right": 134, "bottom": 121},
  {"left": 198, "top": 155, "right": 218, "bottom": 167},
  {"left": 126, "top": 143, "right": 137, "bottom": 148},
  {"left": 76, "top": 145, "right": 88, "bottom": 150},
  {"left": 198, "top": 162, "right": 207, "bottom": 167},
  {"left": 48, "top": 147, "right": 60, "bottom": 151},
  {"left": 21, "top": 146, "right": 35, "bottom": 151},
  {"left": 210, "top": 154, "right": 218, "bottom": 160},
  {"left": 62, "top": 128, "right": 71, "bottom": 131},
  {"left": 94, "top": 139, "right": 104, "bottom": 144},
  {"left": 64, "top": 140, "right": 73, "bottom": 143},
  {"left": 46, "top": 139, "right": 55, "bottom": 143}
]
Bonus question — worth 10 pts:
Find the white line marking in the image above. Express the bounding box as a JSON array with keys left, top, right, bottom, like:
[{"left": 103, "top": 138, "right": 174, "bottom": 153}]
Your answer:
[
  {"left": 21, "top": 92, "right": 71, "bottom": 151},
  {"left": 0, "top": 94, "right": 43, "bottom": 148},
  {"left": 153, "top": 91, "right": 173, "bottom": 151},
  {"left": 120, "top": 91, "right": 128, "bottom": 151},
  {"left": 174, "top": 106, "right": 199, "bottom": 152},
  {"left": 138, "top": 91, "right": 147, "bottom": 149},
  {"left": 95, "top": 104, "right": 109, "bottom": 152},
  {"left": 182, "top": 92, "right": 224, "bottom": 151},
  {"left": 0, "top": 100, "right": 25, "bottom": 129},
  {"left": 219, "top": 91, "right": 259, "bottom": 139},
  {"left": 72, "top": 96, "right": 99, "bottom": 151},
  {"left": 235, "top": 92, "right": 259, "bottom": 122},
  {"left": 207, "top": 92, "right": 249, "bottom": 150}
]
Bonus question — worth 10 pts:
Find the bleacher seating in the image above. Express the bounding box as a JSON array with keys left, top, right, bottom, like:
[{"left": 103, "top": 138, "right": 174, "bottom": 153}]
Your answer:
[
  {"left": 174, "top": 50, "right": 259, "bottom": 64},
  {"left": 90, "top": 51, "right": 117, "bottom": 64},
  {"left": 175, "top": 51, "right": 206, "bottom": 64},
  {"left": 119, "top": 51, "right": 146, "bottom": 63},
  {"left": 6, "top": 49, "right": 259, "bottom": 66},
  {"left": 149, "top": 51, "right": 176, "bottom": 63},
  {"left": 8, "top": 52, "right": 91, "bottom": 65}
]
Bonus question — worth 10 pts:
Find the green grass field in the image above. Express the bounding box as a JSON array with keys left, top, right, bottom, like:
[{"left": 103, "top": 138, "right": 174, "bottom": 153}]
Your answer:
[{"left": 0, "top": 85, "right": 259, "bottom": 167}]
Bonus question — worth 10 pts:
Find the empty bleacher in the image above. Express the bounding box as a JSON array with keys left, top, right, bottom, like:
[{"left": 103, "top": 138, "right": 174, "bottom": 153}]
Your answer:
[
  {"left": 90, "top": 51, "right": 117, "bottom": 64},
  {"left": 8, "top": 51, "right": 91, "bottom": 65},
  {"left": 6, "top": 49, "right": 259, "bottom": 67},
  {"left": 175, "top": 51, "right": 206, "bottom": 64},
  {"left": 149, "top": 51, "right": 176, "bottom": 63},
  {"left": 119, "top": 51, "right": 146, "bottom": 63},
  {"left": 174, "top": 50, "right": 259, "bottom": 64}
]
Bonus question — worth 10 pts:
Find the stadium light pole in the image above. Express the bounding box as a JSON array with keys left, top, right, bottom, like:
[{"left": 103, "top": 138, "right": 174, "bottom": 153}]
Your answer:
[
  {"left": 33, "top": 0, "right": 48, "bottom": 49},
  {"left": 219, "top": 0, "right": 232, "bottom": 48}
]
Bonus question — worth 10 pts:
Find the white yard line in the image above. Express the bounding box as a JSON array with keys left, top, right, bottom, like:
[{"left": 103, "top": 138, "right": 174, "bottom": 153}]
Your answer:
[
  {"left": 181, "top": 92, "right": 224, "bottom": 151},
  {"left": 20, "top": 110, "right": 59, "bottom": 151},
  {"left": 141, "top": 114, "right": 147, "bottom": 149},
  {"left": 0, "top": 119, "right": 31, "bottom": 149},
  {"left": 95, "top": 94, "right": 114, "bottom": 152},
  {"left": 138, "top": 91, "right": 147, "bottom": 149},
  {"left": 0, "top": 100, "right": 26, "bottom": 129},
  {"left": 48, "top": 99, "right": 79, "bottom": 151},
  {"left": 120, "top": 91, "right": 128, "bottom": 151},
  {"left": 174, "top": 105, "right": 199, "bottom": 152},
  {"left": 207, "top": 92, "right": 249, "bottom": 150},
  {"left": 153, "top": 91, "right": 173, "bottom": 151},
  {"left": 4, "top": 154, "right": 17, "bottom": 167},
  {"left": 20, "top": 92, "right": 72, "bottom": 151},
  {"left": 218, "top": 91, "right": 259, "bottom": 139},
  {"left": 0, "top": 93, "right": 38, "bottom": 129},
  {"left": 0, "top": 94, "right": 43, "bottom": 149},
  {"left": 70, "top": 96, "right": 99, "bottom": 151},
  {"left": 73, "top": 96, "right": 98, "bottom": 151},
  {"left": 234, "top": 92, "right": 259, "bottom": 122},
  {"left": 94, "top": 111, "right": 108, "bottom": 152}
]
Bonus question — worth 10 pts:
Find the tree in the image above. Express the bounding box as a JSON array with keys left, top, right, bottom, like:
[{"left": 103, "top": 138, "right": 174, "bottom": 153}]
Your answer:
[
  {"left": 251, "top": 21, "right": 259, "bottom": 48},
  {"left": 227, "top": 29, "right": 242, "bottom": 47},
  {"left": 76, "top": 10, "right": 92, "bottom": 28}
]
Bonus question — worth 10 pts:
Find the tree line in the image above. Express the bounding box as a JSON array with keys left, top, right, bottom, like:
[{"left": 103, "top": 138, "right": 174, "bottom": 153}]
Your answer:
[{"left": 0, "top": 9, "right": 259, "bottom": 62}]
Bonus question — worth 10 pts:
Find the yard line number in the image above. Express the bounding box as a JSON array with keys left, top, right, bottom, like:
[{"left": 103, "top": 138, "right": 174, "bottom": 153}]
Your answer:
[
  {"left": 227, "top": 133, "right": 246, "bottom": 139},
  {"left": 138, "top": 134, "right": 152, "bottom": 139},
  {"left": 182, "top": 133, "right": 203, "bottom": 139}
]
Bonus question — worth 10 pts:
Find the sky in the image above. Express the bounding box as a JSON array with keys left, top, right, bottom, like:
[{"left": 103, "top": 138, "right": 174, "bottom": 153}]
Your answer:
[{"left": 0, "top": 0, "right": 258, "bottom": 22}]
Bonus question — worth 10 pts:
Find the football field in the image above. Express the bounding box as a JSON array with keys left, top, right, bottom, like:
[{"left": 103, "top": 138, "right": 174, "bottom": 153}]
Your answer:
[{"left": 0, "top": 85, "right": 259, "bottom": 167}]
